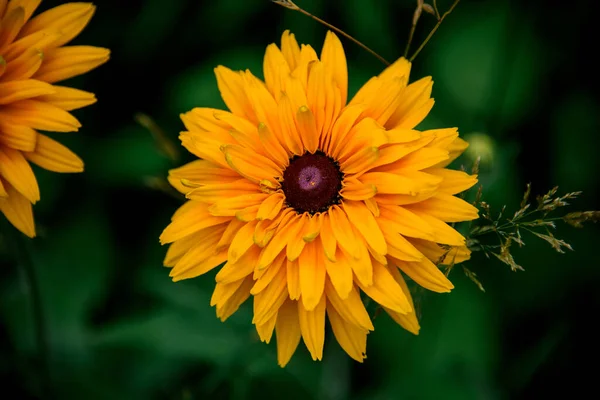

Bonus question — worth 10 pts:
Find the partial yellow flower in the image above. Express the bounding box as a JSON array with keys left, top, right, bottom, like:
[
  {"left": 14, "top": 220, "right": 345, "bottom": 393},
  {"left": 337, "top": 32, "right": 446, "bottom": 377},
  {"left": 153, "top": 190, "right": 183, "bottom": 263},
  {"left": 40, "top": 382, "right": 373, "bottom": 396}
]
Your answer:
[
  {"left": 0, "top": 0, "right": 109, "bottom": 237},
  {"left": 160, "top": 30, "right": 478, "bottom": 367}
]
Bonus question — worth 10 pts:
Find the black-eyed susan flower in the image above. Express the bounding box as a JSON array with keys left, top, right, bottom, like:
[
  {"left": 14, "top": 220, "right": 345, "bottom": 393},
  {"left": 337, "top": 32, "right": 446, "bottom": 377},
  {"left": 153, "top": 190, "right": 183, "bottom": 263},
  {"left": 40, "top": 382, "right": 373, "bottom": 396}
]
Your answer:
[
  {"left": 0, "top": 1, "right": 109, "bottom": 237},
  {"left": 160, "top": 30, "right": 478, "bottom": 367}
]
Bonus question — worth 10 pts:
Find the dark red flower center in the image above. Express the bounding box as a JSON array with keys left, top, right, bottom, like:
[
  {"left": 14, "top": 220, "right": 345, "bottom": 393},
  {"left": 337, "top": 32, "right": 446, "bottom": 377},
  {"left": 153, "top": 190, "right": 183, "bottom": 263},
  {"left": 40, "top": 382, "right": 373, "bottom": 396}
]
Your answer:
[{"left": 282, "top": 151, "right": 343, "bottom": 214}]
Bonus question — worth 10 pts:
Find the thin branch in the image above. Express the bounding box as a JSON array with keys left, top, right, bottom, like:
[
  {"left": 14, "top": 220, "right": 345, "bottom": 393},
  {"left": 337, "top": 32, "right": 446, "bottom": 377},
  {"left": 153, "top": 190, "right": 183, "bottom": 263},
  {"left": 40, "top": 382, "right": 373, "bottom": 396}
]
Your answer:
[
  {"left": 409, "top": 0, "right": 461, "bottom": 62},
  {"left": 272, "top": 0, "right": 390, "bottom": 66},
  {"left": 404, "top": 0, "right": 424, "bottom": 58},
  {"left": 433, "top": 0, "right": 441, "bottom": 19}
]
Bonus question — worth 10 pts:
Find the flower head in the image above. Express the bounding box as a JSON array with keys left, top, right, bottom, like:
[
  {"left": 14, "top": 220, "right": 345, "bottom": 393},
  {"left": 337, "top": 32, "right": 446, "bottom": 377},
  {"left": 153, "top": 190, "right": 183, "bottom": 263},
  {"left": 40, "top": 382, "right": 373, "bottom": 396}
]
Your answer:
[
  {"left": 0, "top": 1, "right": 109, "bottom": 237},
  {"left": 160, "top": 30, "right": 478, "bottom": 366}
]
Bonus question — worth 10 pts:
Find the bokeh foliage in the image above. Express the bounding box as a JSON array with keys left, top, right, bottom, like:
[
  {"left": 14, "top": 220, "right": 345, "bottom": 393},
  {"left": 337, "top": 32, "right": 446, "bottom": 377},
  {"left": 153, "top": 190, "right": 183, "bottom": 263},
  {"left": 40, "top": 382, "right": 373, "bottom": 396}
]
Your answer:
[{"left": 1, "top": 0, "right": 598, "bottom": 399}]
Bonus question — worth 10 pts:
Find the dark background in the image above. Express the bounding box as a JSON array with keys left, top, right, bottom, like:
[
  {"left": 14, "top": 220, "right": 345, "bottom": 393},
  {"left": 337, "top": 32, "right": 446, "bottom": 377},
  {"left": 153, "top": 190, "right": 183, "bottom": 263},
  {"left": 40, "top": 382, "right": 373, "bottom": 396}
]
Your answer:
[{"left": 1, "top": 0, "right": 599, "bottom": 399}]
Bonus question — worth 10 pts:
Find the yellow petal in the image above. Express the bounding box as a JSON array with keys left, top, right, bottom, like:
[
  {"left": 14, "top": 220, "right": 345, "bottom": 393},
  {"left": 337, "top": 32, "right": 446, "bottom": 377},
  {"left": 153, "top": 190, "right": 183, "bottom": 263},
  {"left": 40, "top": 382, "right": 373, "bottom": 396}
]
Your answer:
[
  {"left": 296, "top": 105, "right": 319, "bottom": 154},
  {"left": 24, "top": 133, "right": 83, "bottom": 172},
  {"left": 211, "top": 277, "right": 246, "bottom": 307},
  {"left": 217, "top": 245, "right": 259, "bottom": 284},
  {"left": 226, "top": 220, "right": 258, "bottom": 264},
  {"left": 0, "top": 99, "right": 80, "bottom": 132},
  {"left": 179, "top": 131, "right": 229, "bottom": 169},
  {"left": 251, "top": 253, "right": 286, "bottom": 294},
  {"left": 0, "top": 182, "right": 35, "bottom": 237},
  {"left": 164, "top": 229, "right": 207, "bottom": 267},
  {"left": 5, "top": 0, "right": 41, "bottom": 22},
  {"left": 170, "top": 249, "right": 227, "bottom": 282},
  {"left": 299, "top": 241, "right": 326, "bottom": 311},
  {"left": 254, "top": 209, "right": 293, "bottom": 248},
  {"left": 319, "top": 213, "right": 337, "bottom": 262},
  {"left": 325, "top": 281, "right": 373, "bottom": 331},
  {"left": 286, "top": 259, "right": 301, "bottom": 300},
  {"left": 181, "top": 108, "right": 236, "bottom": 143},
  {"left": 20, "top": 3, "right": 95, "bottom": 48},
  {"left": 185, "top": 179, "right": 258, "bottom": 204},
  {"left": 368, "top": 136, "right": 434, "bottom": 171},
  {"left": 277, "top": 91, "right": 303, "bottom": 156},
  {"left": 406, "top": 210, "right": 466, "bottom": 246},
  {"left": 253, "top": 263, "right": 288, "bottom": 325},
  {"left": 257, "top": 122, "right": 289, "bottom": 168},
  {"left": 241, "top": 70, "right": 281, "bottom": 136},
  {"left": 320, "top": 31, "right": 348, "bottom": 105},
  {"left": 0, "top": 179, "right": 7, "bottom": 197},
  {"left": 340, "top": 146, "right": 379, "bottom": 175},
  {"left": 406, "top": 193, "right": 479, "bottom": 222},
  {"left": 339, "top": 240, "right": 373, "bottom": 287},
  {"left": 286, "top": 213, "right": 308, "bottom": 261},
  {"left": 0, "top": 122, "right": 37, "bottom": 152},
  {"left": 392, "top": 256, "right": 454, "bottom": 293},
  {"left": 280, "top": 30, "right": 301, "bottom": 70},
  {"left": 378, "top": 204, "right": 434, "bottom": 241},
  {"left": 327, "top": 305, "right": 367, "bottom": 362},
  {"left": 302, "top": 213, "right": 323, "bottom": 243},
  {"left": 386, "top": 77, "right": 434, "bottom": 129},
  {"left": 36, "top": 86, "right": 96, "bottom": 111},
  {"left": 33, "top": 46, "right": 110, "bottom": 83},
  {"left": 222, "top": 144, "right": 282, "bottom": 183},
  {"left": 3, "top": 30, "right": 61, "bottom": 61},
  {"left": 361, "top": 172, "right": 431, "bottom": 196},
  {"left": 168, "top": 160, "right": 239, "bottom": 194},
  {"left": 342, "top": 200, "right": 387, "bottom": 256},
  {"left": 257, "top": 192, "right": 285, "bottom": 220},
  {"left": 378, "top": 57, "right": 411, "bottom": 82},
  {"left": 0, "top": 7, "right": 25, "bottom": 50},
  {"left": 2, "top": 47, "right": 43, "bottom": 81},
  {"left": 215, "top": 275, "right": 254, "bottom": 322},
  {"left": 378, "top": 223, "right": 423, "bottom": 262},
  {"left": 258, "top": 214, "right": 302, "bottom": 268},
  {"left": 328, "top": 205, "right": 360, "bottom": 258},
  {"left": 209, "top": 193, "right": 269, "bottom": 217},
  {"left": 255, "top": 313, "right": 277, "bottom": 344},
  {"left": 275, "top": 298, "right": 302, "bottom": 367},
  {"left": 214, "top": 66, "right": 255, "bottom": 123},
  {"left": 386, "top": 147, "right": 449, "bottom": 172},
  {"left": 169, "top": 225, "right": 228, "bottom": 280},
  {"left": 324, "top": 251, "right": 353, "bottom": 299},
  {"left": 326, "top": 104, "right": 364, "bottom": 157},
  {"left": 0, "top": 79, "right": 55, "bottom": 104},
  {"left": 383, "top": 267, "right": 420, "bottom": 334},
  {"left": 410, "top": 238, "right": 471, "bottom": 265},
  {"left": 426, "top": 168, "right": 478, "bottom": 195},
  {"left": 159, "top": 202, "right": 229, "bottom": 244},
  {"left": 357, "top": 260, "right": 412, "bottom": 314},
  {"left": 298, "top": 294, "right": 326, "bottom": 361},
  {"left": 263, "top": 43, "right": 290, "bottom": 99},
  {"left": 0, "top": 145, "right": 39, "bottom": 203},
  {"left": 291, "top": 44, "right": 318, "bottom": 90}
]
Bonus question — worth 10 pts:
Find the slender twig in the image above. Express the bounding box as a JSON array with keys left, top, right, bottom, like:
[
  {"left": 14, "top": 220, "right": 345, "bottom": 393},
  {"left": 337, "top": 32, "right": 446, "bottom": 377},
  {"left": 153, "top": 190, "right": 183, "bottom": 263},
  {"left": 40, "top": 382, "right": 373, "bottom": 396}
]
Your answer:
[
  {"left": 409, "top": 0, "right": 461, "bottom": 62},
  {"left": 272, "top": 0, "right": 390, "bottom": 66},
  {"left": 14, "top": 234, "right": 53, "bottom": 399},
  {"left": 433, "top": 0, "right": 441, "bottom": 19},
  {"left": 404, "top": 0, "right": 424, "bottom": 58}
]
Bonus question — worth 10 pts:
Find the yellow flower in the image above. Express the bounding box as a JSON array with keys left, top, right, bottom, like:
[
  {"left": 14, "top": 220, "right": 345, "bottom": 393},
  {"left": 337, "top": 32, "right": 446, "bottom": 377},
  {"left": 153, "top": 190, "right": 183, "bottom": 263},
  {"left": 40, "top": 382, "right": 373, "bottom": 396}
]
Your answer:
[
  {"left": 160, "top": 30, "right": 478, "bottom": 367},
  {"left": 0, "top": 1, "right": 109, "bottom": 237}
]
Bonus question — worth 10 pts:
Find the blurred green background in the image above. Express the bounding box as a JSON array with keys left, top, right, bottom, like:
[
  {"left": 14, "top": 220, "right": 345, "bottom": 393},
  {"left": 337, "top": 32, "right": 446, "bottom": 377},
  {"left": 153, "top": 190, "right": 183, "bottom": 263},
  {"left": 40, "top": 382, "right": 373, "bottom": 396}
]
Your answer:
[{"left": 1, "top": 0, "right": 598, "bottom": 398}]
